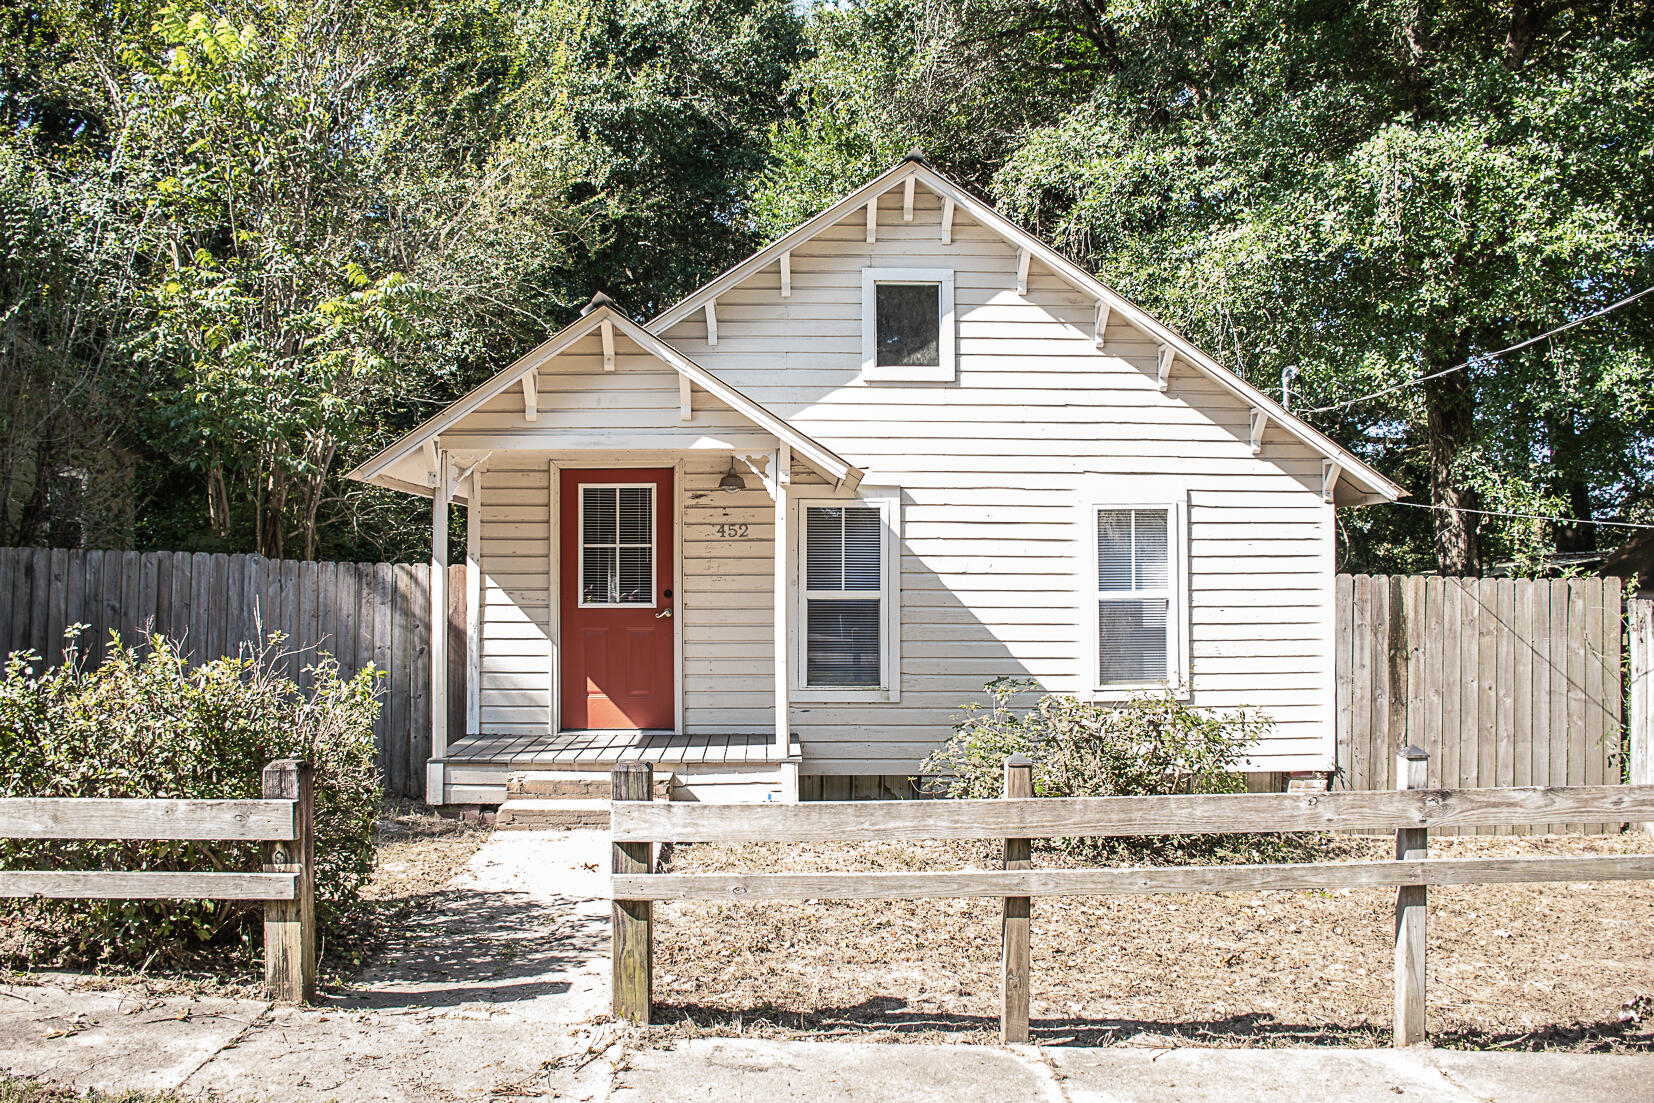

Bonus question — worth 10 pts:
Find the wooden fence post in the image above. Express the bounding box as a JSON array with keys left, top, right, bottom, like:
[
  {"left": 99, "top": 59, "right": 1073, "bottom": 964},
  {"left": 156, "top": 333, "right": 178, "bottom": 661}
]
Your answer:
[
  {"left": 1632, "top": 597, "right": 1652, "bottom": 835},
  {"left": 612, "top": 762, "right": 654, "bottom": 1024},
  {"left": 262, "top": 758, "right": 315, "bottom": 1004},
  {"left": 1394, "top": 746, "right": 1428, "bottom": 1046},
  {"left": 1001, "top": 754, "right": 1033, "bottom": 1044}
]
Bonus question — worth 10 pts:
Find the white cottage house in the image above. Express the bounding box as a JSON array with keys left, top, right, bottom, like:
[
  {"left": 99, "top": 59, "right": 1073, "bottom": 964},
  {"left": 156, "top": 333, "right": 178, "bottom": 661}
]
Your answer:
[{"left": 347, "top": 155, "right": 1404, "bottom": 806}]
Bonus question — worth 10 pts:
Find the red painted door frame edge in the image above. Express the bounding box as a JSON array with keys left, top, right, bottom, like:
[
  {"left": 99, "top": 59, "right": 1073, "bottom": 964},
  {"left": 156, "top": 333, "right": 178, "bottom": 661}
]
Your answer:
[{"left": 557, "top": 465, "right": 677, "bottom": 731}]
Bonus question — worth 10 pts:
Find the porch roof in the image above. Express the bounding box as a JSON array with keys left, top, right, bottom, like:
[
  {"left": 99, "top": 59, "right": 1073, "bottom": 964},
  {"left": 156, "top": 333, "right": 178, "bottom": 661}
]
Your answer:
[{"left": 345, "top": 301, "right": 864, "bottom": 500}]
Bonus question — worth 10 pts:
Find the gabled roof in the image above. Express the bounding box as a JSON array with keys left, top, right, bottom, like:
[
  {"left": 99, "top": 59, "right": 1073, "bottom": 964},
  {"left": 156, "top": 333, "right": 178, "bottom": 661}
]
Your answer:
[
  {"left": 647, "top": 156, "right": 1405, "bottom": 505},
  {"left": 345, "top": 303, "right": 864, "bottom": 496}
]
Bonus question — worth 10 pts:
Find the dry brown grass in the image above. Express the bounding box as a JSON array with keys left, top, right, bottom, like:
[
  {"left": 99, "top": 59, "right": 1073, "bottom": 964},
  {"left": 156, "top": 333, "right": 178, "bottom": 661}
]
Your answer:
[{"left": 651, "top": 832, "right": 1654, "bottom": 1051}]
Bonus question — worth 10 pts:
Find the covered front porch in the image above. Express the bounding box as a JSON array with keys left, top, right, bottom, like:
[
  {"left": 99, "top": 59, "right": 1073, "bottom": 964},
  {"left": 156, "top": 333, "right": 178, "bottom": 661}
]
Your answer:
[
  {"left": 347, "top": 299, "right": 863, "bottom": 806},
  {"left": 439, "top": 730, "right": 807, "bottom": 805}
]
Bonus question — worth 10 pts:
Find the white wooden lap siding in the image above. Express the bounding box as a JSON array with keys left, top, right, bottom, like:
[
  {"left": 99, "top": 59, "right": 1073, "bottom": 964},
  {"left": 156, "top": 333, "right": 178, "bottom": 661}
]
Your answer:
[{"left": 659, "top": 187, "right": 1335, "bottom": 774}]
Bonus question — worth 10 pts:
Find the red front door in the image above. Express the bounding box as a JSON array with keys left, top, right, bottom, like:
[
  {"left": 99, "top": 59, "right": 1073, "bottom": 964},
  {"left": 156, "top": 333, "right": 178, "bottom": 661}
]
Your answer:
[{"left": 560, "top": 468, "right": 675, "bottom": 730}]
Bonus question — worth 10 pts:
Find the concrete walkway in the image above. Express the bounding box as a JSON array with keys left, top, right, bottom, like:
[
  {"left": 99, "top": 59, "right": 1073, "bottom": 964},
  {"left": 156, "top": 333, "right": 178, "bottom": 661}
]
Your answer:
[
  {"left": 2, "top": 828, "right": 1650, "bottom": 1101},
  {"left": 1, "top": 829, "right": 621, "bottom": 1101}
]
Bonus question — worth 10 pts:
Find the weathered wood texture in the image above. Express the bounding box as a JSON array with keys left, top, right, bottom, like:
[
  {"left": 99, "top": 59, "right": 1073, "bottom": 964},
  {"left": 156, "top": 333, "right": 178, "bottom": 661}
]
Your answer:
[
  {"left": 613, "top": 784, "right": 1654, "bottom": 843},
  {"left": 0, "top": 548, "right": 464, "bottom": 799},
  {"left": 1632, "top": 597, "right": 1653, "bottom": 834},
  {"left": 1000, "top": 756, "right": 1032, "bottom": 1044},
  {"left": 1393, "top": 748, "right": 1428, "bottom": 1047},
  {"left": 1335, "top": 575, "right": 1625, "bottom": 833},
  {"left": 612, "top": 763, "right": 654, "bottom": 1025},
  {"left": 0, "top": 798, "right": 296, "bottom": 841},
  {"left": 613, "top": 853, "right": 1654, "bottom": 902},
  {"left": 262, "top": 758, "right": 317, "bottom": 1003},
  {"left": 0, "top": 871, "right": 297, "bottom": 899}
]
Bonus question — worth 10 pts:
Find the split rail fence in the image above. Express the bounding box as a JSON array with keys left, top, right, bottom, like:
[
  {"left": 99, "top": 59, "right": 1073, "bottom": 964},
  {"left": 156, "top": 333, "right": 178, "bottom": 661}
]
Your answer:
[
  {"left": 0, "top": 548, "right": 462, "bottom": 799},
  {"left": 0, "top": 759, "right": 317, "bottom": 1002},
  {"left": 608, "top": 759, "right": 1654, "bottom": 1046}
]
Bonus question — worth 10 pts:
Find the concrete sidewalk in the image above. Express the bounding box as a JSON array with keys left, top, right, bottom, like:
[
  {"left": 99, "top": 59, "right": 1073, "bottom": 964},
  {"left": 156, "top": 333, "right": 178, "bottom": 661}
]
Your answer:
[{"left": 610, "top": 1039, "right": 1651, "bottom": 1103}]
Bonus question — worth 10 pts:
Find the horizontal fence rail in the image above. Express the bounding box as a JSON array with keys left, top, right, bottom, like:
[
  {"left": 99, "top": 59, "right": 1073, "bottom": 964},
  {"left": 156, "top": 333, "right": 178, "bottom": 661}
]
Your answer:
[
  {"left": 0, "top": 871, "right": 298, "bottom": 900},
  {"left": 0, "top": 548, "right": 464, "bottom": 799},
  {"left": 0, "top": 798, "right": 298, "bottom": 841},
  {"left": 0, "top": 759, "right": 317, "bottom": 1003},
  {"left": 611, "top": 785, "right": 1654, "bottom": 844},
  {"left": 613, "top": 855, "right": 1654, "bottom": 902},
  {"left": 610, "top": 759, "right": 1654, "bottom": 1048}
]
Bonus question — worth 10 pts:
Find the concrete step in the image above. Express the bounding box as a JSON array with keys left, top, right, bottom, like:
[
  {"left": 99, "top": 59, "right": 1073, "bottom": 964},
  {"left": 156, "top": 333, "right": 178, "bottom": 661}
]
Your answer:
[
  {"left": 495, "top": 798, "right": 611, "bottom": 831},
  {"left": 507, "top": 770, "right": 674, "bottom": 800}
]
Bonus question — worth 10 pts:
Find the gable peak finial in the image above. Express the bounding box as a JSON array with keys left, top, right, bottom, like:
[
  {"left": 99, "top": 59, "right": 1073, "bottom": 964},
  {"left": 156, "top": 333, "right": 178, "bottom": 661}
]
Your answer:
[
  {"left": 581, "top": 291, "right": 616, "bottom": 316},
  {"left": 903, "top": 146, "right": 929, "bottom": 166}
]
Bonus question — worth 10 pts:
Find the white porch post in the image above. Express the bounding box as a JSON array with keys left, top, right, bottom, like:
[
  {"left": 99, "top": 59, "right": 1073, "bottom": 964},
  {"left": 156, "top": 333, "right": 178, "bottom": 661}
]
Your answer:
[
  {"left": 465, "top": 467, "right": 482, "bottom": 737},
  {"left": 773, "top": 443, "right": 797, "bottom": 799},
  {"left": 426, "top": 451, "right": 451, "bottom": 805}
]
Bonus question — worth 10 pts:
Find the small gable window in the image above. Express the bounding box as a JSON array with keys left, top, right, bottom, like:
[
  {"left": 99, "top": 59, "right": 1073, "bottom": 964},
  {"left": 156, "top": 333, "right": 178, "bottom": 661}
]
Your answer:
[{"left": 861, "top": 268, "right": 955, "bottom": 382}]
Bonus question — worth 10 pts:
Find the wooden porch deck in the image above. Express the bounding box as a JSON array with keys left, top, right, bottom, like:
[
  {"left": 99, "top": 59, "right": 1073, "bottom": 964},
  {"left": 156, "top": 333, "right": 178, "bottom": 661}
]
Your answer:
[{"left": 445, "top": 730, "right": 799, "bottom": 767}]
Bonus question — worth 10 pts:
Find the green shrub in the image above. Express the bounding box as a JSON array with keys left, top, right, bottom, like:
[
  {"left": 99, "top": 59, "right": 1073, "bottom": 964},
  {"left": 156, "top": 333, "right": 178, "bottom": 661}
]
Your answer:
[
  {"left": 0, "top": 631, "right": 382, "bottom": 969},
  {"left": 921, "top": 678, "right": 1300, "bottom": 864}
]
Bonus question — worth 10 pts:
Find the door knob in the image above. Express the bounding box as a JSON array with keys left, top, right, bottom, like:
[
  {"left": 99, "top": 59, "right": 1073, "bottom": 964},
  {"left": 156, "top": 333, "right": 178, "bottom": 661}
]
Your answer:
[{"left": 655, "top": 607, "right": 673, "bottom": 619}]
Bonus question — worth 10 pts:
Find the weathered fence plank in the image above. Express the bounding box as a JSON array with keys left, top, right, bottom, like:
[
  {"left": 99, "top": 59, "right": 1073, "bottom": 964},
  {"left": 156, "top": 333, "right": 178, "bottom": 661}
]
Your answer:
[
  {"left": 614, "top": 785, "right": 1654, "bottom": 844},
  {"left": 1336, "top": 575, "right": 1626, "bottom": 832},
  {"left": 0, "top": 798, "right": 296, "bottom": 840},
  {"left": 0, "top": 549, "right": 463, "bottom": 799},
  {"left": 0, "top": 871, "right": 298, "bottom": 900},
  {"left": 613, "top": 854, "right": 1654, "bottom": 903}
]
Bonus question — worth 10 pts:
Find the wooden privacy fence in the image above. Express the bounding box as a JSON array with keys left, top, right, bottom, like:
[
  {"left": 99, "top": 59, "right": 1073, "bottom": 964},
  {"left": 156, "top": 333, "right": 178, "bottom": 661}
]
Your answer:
[
  {"left": 0, "top": 548, "right": 464, "bottom": 799},
  {"left": 1335, "top": 574, "right": 1625, "bottom": 832},
  {"left": 608, "top": 759, "right": 1654, "bottom": 1046},
  {"left": 0, "top": 759, "right": 317, "bottom": 1002}
]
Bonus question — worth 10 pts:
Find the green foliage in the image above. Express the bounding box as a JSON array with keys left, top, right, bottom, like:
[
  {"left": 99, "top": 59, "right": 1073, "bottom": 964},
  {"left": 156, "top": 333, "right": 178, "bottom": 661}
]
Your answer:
[
  {"left": 0, "top": 632, "right": 381, "bottom": 968},
  {"left": 922, "top": 678, "right": 1299, "bottom": 863},
  {"left": 2, "top": 0, "right": 802, "bottom": 561},
  {"left": 760, "top": 0, "right": 1654, "bottom": 575}
]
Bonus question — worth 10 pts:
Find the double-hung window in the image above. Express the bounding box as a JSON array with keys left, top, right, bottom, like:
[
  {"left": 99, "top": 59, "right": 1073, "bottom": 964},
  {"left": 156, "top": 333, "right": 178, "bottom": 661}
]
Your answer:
[
  {"left": 1092, "top": 503, "right": 1186, "bottom": 692},
  {"left": 796, "top": 492, "right": 899, "bottom": 700},
  {"left": 861, "top": 268, "right": 955, "bottom": 382}
]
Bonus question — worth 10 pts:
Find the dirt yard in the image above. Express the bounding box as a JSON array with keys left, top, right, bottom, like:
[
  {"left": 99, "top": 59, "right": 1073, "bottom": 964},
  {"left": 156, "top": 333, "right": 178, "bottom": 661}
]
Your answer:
[{"left": 652, "top": 832, "right": 1654, "bottom": 1051}]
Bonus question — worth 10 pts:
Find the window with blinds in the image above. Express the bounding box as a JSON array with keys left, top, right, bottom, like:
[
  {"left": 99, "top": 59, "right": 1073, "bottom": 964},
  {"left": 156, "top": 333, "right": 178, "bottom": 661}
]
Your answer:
[
  {"left": 579, "top": 485, "right": 654, "bottom": 605},
  {"left": 1096, "top": 507, "right": 1172, "bottom": 685},
  {"left": 803, "top": 505, "right": 884, "bottom": 687}
]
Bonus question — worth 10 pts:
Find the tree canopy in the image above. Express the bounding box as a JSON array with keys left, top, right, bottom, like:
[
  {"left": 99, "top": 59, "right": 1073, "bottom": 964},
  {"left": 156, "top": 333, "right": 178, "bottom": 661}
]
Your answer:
[{"left": 4, "top": 0, "right": 1651, "bottom": 573}]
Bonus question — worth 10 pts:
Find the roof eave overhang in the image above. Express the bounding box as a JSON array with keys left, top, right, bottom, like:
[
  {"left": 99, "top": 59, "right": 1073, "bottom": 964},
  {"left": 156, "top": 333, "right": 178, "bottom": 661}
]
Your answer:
[
  {"left": 645, "top": 160, "right": 1405, "bottom": 506},
  {"left": 344, "top": 307, "right": 863, "bottom": 493}
]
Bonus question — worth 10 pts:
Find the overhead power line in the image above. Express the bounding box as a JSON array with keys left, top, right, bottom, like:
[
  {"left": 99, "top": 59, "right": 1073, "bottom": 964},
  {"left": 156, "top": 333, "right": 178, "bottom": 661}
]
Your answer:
[
  {"left": 1302, "top": 285, "right": 1654, "bottom": 415},
  {"left": 1385, "top": 499, "right": 1654, "bottom": 531}
]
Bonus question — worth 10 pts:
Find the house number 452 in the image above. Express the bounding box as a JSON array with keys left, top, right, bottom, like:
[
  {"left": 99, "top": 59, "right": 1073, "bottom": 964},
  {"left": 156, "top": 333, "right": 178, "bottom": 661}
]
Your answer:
[{"left": 715, "top": 524, "right": 749, "bottom": 538}]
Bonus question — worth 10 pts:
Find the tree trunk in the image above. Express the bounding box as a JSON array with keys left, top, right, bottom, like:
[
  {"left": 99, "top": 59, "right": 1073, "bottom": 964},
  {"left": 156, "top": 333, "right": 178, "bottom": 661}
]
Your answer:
[
  {"left": 1423, "top": 345, "right": 1481, "bottom": 576},
  {"left": 1546, "top": 414, "right": 1596, "bottom": 554}
]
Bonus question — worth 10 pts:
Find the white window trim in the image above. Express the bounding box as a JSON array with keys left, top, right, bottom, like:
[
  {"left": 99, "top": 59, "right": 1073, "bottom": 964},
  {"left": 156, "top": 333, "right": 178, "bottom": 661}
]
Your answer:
[
  {"left": 861, "top": 267, "right": 956, "bottom": 383},
  {"left": 1082, "top": 497, "right": 1190, "bottom": 700},
  {"left": 575, "top": 482, "right": 658, "bottom": 609},
  {"left": 790, "top": 487, "right": 902, "bottom": 703}
]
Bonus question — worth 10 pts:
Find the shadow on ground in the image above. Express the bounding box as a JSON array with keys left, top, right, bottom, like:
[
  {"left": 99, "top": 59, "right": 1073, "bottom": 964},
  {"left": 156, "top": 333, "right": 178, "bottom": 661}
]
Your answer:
[
  {"left": 330, "top": 884, "right": 605, "bottom": 1012},
  {"left": 652, "top": 998, "right": 1654, "bottom": 1053}
]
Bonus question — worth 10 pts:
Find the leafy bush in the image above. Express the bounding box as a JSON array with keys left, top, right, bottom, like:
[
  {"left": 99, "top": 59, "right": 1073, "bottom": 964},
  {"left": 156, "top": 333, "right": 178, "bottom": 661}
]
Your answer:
[
  {"left": 0, "top": 632, "right": 381, "bottom": 969},
  {"left": 921, "top": 678, "right": 1302, "bottom": 863}
]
